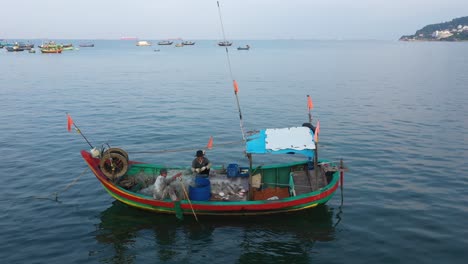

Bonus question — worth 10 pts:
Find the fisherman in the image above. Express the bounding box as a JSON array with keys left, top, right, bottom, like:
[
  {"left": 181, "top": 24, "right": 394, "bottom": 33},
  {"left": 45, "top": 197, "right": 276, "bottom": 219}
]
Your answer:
[
  {"left": 191, "top": 150, "right": 212, "bottom": 177},
  {"left": 153, "top": 168, "right": 181, "bottom": 200}
]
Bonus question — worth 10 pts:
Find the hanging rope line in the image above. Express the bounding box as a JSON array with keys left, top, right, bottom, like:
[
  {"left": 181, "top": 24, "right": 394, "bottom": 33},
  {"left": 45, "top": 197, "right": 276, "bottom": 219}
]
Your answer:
[
  {"left": 31, "top": 167, "right": 89, "bottom": 202},
  {"left": 217, "top": 1, "right": 246, "bottom": 141}
]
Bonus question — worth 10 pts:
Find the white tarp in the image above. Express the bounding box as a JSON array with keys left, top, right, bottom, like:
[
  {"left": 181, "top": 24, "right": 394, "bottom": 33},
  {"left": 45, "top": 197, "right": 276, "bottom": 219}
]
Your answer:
[{"left": 265, "top": 127, "right": 315, "bottom": 151}]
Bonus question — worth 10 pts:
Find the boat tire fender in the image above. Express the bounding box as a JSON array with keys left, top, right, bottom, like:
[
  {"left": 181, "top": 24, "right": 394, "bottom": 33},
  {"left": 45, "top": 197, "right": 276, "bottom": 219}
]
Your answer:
[
  {"left": 99, "top": 152, "right": 129, "bottom": 180},
  {"left": 104, "top": 148, "right": 129, "bottom": 161}
]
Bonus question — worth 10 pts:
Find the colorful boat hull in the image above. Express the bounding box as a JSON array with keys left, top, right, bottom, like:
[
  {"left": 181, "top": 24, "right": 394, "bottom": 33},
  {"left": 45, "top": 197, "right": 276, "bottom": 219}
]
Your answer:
[{"left": 81, "top": 150, "right": 340, "bottom": 216}]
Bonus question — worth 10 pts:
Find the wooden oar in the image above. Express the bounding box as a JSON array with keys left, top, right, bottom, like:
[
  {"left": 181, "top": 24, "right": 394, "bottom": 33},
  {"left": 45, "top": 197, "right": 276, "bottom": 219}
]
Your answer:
[{"left": 180, "top": 180, "right": 199, "bottom": 222}]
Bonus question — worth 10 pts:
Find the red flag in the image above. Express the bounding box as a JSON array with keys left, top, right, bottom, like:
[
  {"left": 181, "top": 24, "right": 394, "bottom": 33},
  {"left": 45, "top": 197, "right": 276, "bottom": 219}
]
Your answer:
[
  {"left": 307, "top": 95, "right": 314, "bottom": 110},
  {"left": 233, "top": 80, "right": 239, "bottom": 93},
  {"left": 206, "top": 136, "right": 213, "bottom": 149},
  {"left": 67, "top": 114, "right": 74, "bottom": 132},
  {"left": 314, "top": 120, "right": 320, "bottom": 142}
]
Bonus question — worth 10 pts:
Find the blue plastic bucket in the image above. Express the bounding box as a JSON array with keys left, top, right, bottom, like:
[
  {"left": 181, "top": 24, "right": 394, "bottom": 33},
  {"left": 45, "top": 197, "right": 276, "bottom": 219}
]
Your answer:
[{"left": 189, "top": 184, "right": 211, "bottom": 201}]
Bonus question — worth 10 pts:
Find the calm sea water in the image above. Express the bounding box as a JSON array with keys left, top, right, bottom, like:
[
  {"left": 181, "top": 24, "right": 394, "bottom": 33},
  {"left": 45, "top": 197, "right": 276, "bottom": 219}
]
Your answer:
[{"left": 0, "top": 40, "right": 467, "bottom": 263}]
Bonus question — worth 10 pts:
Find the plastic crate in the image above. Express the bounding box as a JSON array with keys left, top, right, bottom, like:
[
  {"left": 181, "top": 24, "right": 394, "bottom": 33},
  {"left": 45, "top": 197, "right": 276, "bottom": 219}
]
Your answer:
[{"left": 227, "top": 164, "right": 239, "bottom": 177}]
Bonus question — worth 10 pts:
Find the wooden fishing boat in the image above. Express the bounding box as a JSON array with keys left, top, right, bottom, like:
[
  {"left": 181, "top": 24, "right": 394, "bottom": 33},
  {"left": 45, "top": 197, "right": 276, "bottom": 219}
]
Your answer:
[
  {"left": 40, "top": 45, "right": 62, "bottom": 53},
  {"left": 79, "top": 121, "right": 344, "bottom": 217}
]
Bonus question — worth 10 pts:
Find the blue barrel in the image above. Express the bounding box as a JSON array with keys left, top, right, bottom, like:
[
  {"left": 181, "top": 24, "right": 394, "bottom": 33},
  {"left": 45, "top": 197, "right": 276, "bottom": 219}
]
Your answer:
[
  {"left": 189, "top": 184, "right": 211, "bottom": 201},
  {"left": 195, "top": 177, "right": 210, "bottom": 187}
]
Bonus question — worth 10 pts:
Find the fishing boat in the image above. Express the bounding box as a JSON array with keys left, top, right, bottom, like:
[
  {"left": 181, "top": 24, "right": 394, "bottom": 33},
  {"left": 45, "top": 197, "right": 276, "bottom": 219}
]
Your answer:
[
  {"left": 175, "top": 43, "right": 184, "bottom": 47},
  {"left": 79, "top": 43, "right": 94, "bottom": 47},
  {"left": 76, "top": 1, "right": 345, "bottom": 219},
  {"left": 182, "top": 41, "right": 195, "bottom": 45},
  {"left": 40, "top": 42, "right": 63, "bottom": 53},
  {"left": 80, "top": 125, "right": 344, "bottom": 218},
  {"left": 136, "top": 40, "right": 152, "bottom": 46},
  {"left": 237, "top": 44, "right": 250, "bottom": 50},
  {"left": 218, "top": 41, "right": 232, "bottom": 46},
  {"left": 5, "top": 45, "right": 25, "bottom": 52},
  {"left": 61, "top": 44, "right": 74, "bottom": 51},
  {"left": 158, "top": 40, "right": 173, "bottom": 45}
]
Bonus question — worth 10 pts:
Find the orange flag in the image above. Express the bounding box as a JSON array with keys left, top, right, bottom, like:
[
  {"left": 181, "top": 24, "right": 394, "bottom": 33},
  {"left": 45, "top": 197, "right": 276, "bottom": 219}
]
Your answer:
[
  {"left": 206, "top": 136, "right": 213, "bottom": 149},
  {"left": 233, "top": 80, "right": 239, "bottom": 94},
  {"left": 307, "top": 95, "right": 314, "bottom": 110},
  {"left": 67, "top": 114, "right": 74, "bottom": 132},
  {"left": 314, "top": 120, "right": 320, "bottom": 142}
]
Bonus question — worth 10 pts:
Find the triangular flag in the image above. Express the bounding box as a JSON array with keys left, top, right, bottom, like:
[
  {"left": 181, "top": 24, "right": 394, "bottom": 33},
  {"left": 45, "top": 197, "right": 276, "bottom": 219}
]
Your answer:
[
  {"left": 233, "top": 80, "right": 239, "bottom": 93},
  {"left": 314, "top": 120, "right": 320, "bottom": 142},
  {"left": 307, "top": 95, "right": 314, "bottom": 110},
  {"left": 67, "top": 114, "right": 74, "bottom": 132},
  {"left": 206, "top": 136, "right": 213, "bottom": 149}
]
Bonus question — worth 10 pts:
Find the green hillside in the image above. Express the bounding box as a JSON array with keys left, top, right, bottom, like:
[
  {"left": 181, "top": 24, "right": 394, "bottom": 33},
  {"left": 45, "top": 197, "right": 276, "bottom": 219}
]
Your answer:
[{"left": 400, "top": 16, "right": 468, "bottom": 41}]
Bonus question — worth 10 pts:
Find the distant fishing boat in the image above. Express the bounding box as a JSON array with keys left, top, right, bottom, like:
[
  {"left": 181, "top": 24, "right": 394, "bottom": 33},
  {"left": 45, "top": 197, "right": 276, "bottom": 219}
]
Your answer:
[
  {"left": 237, "top": 44, "right": 250, "bottom": 50},
  {"left": 182, "top": 41, "right": 195, "bottom": 45},
  {"left": 136, "top": 40, "right": 152, "bottom": 46},
  {"left": 5, "top": 46, "right": 24, "bottom": 52},
  {"left": 175, "top": 43, "right": 184, "bottom": 47},
  {"left": 79, "top": 43, "right": 94, "bottom": 47},
  {"left": 218, "top": 41, "right": 232, "bottom": 46},
  {"left": 29, "top": 48, "right": 36, "bottom": 53},
  {"left": 61, "top": 44, "right": 74, "bottom": 51},
  {"left": 158, "top": 40, "right": 173, "bottom": 45},
  {"left": 40, "top": 41, "right": 62, "bottom": 53}
]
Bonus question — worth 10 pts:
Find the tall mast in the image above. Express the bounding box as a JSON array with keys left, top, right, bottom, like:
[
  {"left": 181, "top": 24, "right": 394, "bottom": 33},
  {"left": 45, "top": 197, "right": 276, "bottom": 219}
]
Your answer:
[{"left": 216, "top": 1, "right": 246, "bottom": 141}]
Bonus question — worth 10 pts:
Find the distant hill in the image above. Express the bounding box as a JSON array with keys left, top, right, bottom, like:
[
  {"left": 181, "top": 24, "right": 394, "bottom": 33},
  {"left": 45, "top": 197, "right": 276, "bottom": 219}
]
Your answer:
[{"left": 400, "top": 16, "right": 468, "bottom": 41}]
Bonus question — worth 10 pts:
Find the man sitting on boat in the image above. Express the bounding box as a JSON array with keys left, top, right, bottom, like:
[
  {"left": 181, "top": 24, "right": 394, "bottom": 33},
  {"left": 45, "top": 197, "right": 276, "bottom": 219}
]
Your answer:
[
  {"left": 153, "top": 168, "right": 181, "bottom": 200},
  {"left": 191, "top": 150, "right": 211, "bottom": 177}
]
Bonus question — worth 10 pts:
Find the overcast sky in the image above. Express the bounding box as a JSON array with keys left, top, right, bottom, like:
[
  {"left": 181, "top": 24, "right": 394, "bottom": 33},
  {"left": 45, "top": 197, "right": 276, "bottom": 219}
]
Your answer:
[{"left": 1, "top": 0, "right": 467, "bottom": 40}]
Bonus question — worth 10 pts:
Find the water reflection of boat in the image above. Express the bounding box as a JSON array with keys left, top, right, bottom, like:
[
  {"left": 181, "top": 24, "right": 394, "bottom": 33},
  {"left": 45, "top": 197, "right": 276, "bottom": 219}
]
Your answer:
[{"left": 94, "top": 201, "right": 337, "bottom": 263}]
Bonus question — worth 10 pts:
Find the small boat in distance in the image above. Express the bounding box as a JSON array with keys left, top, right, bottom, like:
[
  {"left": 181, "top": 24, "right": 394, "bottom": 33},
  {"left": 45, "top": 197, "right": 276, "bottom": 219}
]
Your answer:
[
  {"left": 218, "top": 41, "right": 232, "bottom": 46},
  {"left": 175, "top": 43, "right": 184, "bottom": 47},
  {"left": 61, "top": 44, "right": 74, "bottom": 51},
  {"left": 182, "top": 41, "right": 195, "bottom": 45},
  {"left": 136, "top": 40, "right": 152, "bottom": 46},
  {"left": 158, "top": 40, "right": 173, "bottom": 45},
  {"left": 29, "top": 48, "right": 36, "bottom": 53},
  {"left": 40, "top": 41, "right": 63, "bottom": 53},
  {"left": 237, "top": 45, "right": 250, "bottom": 50},
  {"left": 5, "top": 45, "right": 25, "bottom": 52},
  {"left": 79, "top": 43, "right": 94, "bottom": 47}
]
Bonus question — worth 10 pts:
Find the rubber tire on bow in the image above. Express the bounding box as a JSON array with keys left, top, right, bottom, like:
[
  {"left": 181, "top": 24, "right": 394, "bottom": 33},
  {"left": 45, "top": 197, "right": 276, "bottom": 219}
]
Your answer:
[
  {"left": 99, "top": 152, "right": 129, "bottom": 180},
  {"left": 104, "top": 147, "right": 129, "bottom": 161}
]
